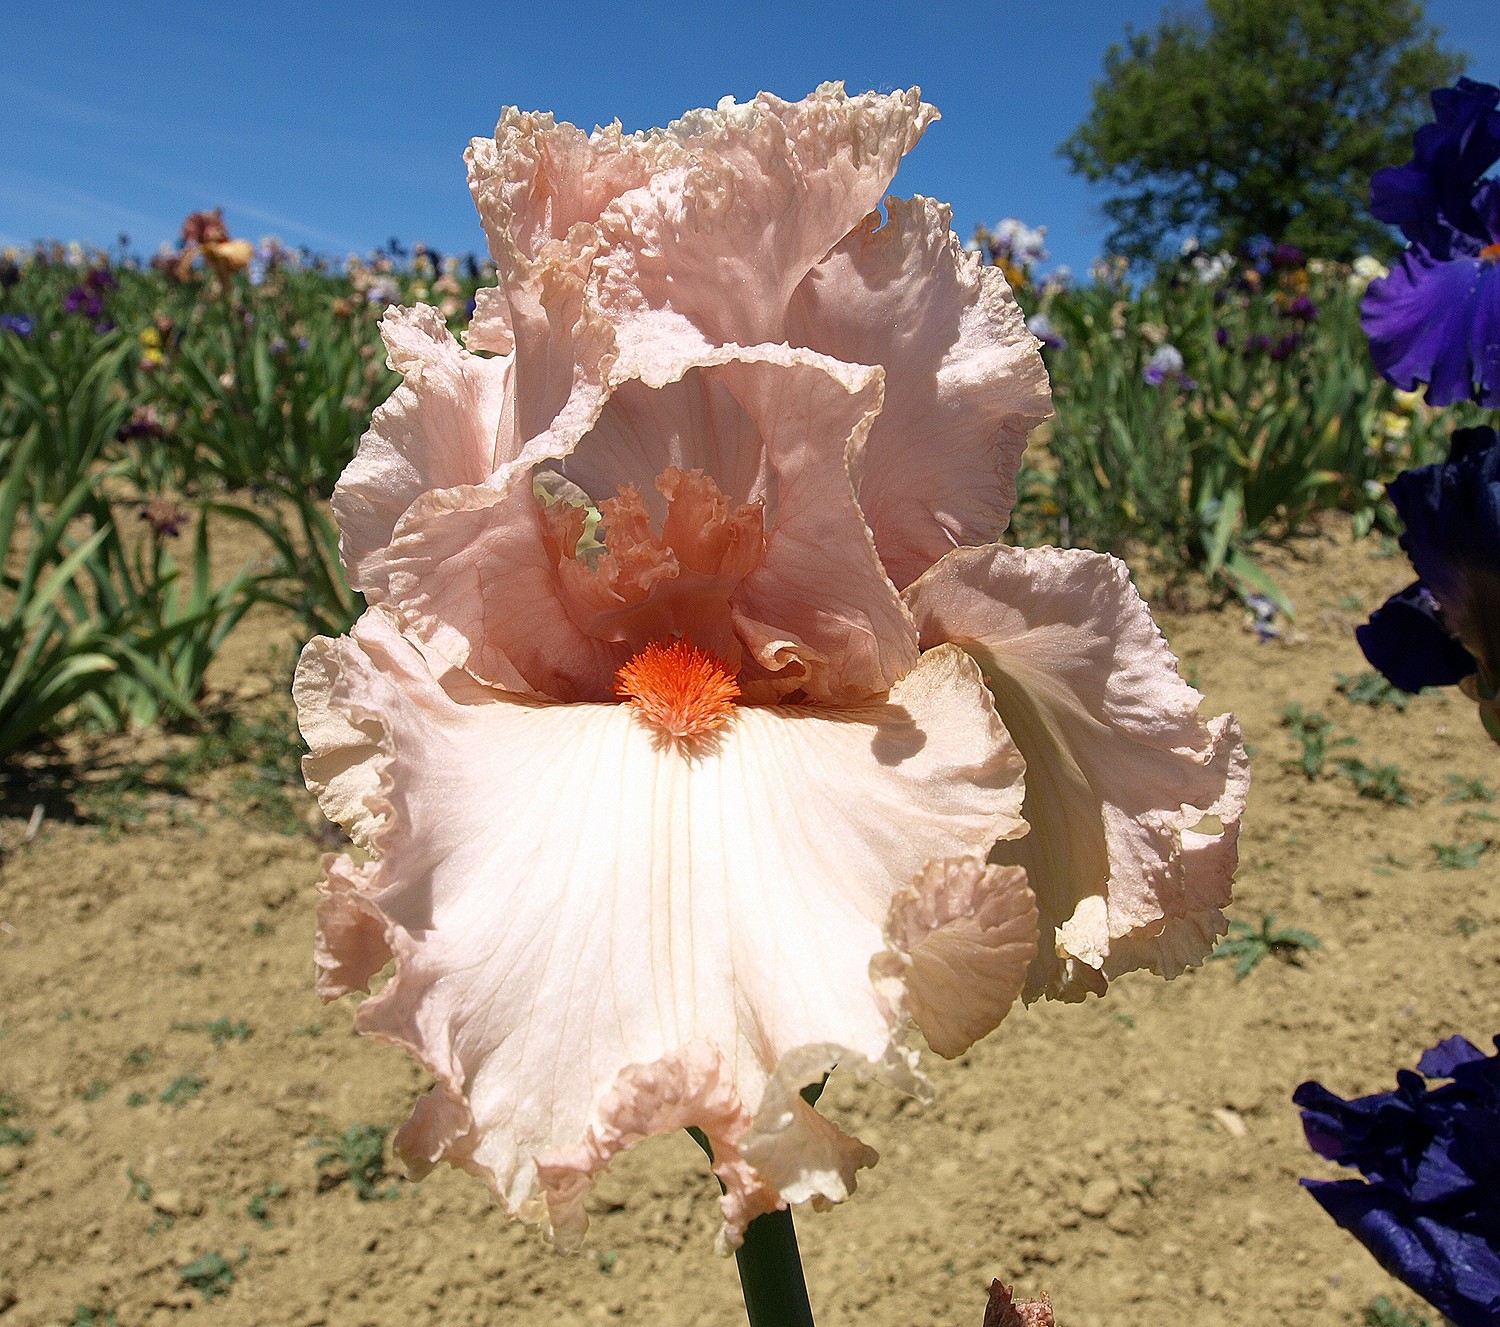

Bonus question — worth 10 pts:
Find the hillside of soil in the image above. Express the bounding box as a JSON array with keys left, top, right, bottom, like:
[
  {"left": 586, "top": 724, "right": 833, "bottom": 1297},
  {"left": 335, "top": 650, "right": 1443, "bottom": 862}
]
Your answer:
[{"left": 1, "top": 519, "right": 1496, "bottom": 1327}]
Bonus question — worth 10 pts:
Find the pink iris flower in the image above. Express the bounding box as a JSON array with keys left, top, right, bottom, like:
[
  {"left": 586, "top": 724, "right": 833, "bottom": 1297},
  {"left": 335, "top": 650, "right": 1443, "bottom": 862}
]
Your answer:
[{"left": 294, "top": 84, "right": 1248, "bottom": 1252}]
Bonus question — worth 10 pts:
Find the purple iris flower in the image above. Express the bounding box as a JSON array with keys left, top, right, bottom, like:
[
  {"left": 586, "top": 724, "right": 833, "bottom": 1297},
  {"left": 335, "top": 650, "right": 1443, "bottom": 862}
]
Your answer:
[
  {"left": 62, "top": 286, "right": 103, "bottom": 318},
  {"left": 1282, "top": 295, "right": 1319, "bottom": 323},
  {"left": 0, "top": 313, "right": 32, "bottom": 337},
  {"left": 1025, "top": 311, "right": 1067, "bottom": 351},
  {"left": 1361, "top": 78, "right": 1500, "bottom": 407},
  {"left": 1294, "top": 1036, "right": 1500, "bottom": 1327},
  {"left": 1357, "top": 426, "right": 1500, "bottom": 735},
  {"left": 1143, "top": 343, "right": 1196, "bottom": 389},
  {"left": 1269, "top": 332, "right": 1303, "bottom": 361},
  {"left": 1270, "top": 243, "right": 1306, "bottom": 271}
]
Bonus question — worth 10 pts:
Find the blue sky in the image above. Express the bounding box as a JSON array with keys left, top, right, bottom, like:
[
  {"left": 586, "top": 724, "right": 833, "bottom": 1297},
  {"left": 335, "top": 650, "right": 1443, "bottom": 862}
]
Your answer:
[{"left": 2, "top": 1, "right": 1496, "bottom": 278}]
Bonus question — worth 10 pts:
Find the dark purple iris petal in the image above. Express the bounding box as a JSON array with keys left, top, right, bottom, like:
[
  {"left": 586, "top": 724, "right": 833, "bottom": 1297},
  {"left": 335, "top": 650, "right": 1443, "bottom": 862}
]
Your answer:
[
  {"left": 1295, "top": 1037, "right": 1500, "bottom": 1327},
  {"left": 1370, "top": 78, "right": 1500, "bottom": 258},
  {"left": 1357, "top": 580, "right": 1477, "bottom": 691},
  {"left": 1362, "top": 251, "right": 1500, "bottom": 408},
  {"left": 1383, "top": 427, "right": 1500, "bottom": 678}
]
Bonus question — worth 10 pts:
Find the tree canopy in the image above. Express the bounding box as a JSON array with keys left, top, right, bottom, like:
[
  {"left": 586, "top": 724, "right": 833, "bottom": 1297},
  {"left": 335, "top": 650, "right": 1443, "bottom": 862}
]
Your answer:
[{"left": 1060, "top": 0, "right": 1466, "bottom": 264}]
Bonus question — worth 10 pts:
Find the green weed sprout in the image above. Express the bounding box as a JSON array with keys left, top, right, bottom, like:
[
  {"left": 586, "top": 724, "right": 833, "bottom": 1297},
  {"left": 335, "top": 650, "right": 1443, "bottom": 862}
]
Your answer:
[
  {"left": 1443, "top": 775, "right": 1496, "bottom": 804},
  {"left": 313, "top": 1123, "right": 400, "bottom": 1201},
  {"left": 179, "top": 1250, "right": 242, "bottom": 1302},
  {"left": 1211, "top": 913, "right": 1322, "bottom": 978},
  {"left": 1336, "top": 671, "right": 1413, "bottom": 711},
  {"left": 1336, "top": 758, "right": 1414, "bottom": 806},
  {"left": 1281, "top": 704, "right": 1357, "bottom": 779},
  {"left": 1431, "top": 841, "right": 1489, "bottom": 870}
]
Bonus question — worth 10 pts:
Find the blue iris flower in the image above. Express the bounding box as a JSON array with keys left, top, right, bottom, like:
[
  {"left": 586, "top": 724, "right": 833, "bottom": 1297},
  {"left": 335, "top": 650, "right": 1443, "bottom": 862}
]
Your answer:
[
  {"left": 1361, "top": 78, "right": 1500, "bottom": 407},
  {"left": 1294, "top": 1036, "right": 1500, "bottom": 1327},
  {"left": 1357, "top": 426, "right": 1500, "bottom": 737}
]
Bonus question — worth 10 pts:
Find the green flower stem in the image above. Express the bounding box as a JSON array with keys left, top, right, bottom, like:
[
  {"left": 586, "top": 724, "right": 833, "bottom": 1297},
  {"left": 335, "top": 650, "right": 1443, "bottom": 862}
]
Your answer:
[
  {"left": 733, "top": 1206, "right": 815, "bottom": 1327},
  {"left": 688, "top": 1077, "right": 826, "bottom": 1327}
]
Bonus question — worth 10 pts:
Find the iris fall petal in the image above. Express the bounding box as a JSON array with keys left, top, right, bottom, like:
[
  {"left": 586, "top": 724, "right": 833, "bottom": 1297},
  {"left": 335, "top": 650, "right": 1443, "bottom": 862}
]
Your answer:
[
  {"left": 296, "top": 609, "right": 1025, "bottom": 1248},
  {"left": 904, "top": 544, "right": 1248, "bottom": 1001}
]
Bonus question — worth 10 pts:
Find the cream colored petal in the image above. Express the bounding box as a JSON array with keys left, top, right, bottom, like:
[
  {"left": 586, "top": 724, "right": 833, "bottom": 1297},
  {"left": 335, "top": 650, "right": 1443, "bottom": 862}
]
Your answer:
[
  {"left": 872, "top": 857, "right": 1038, "bottom": 1058},
  {"left": 905, "top": 544, "right": 1248, "bottom": 1002},
  {"left": 295, "top": 612, "right": 1023, "bottom": 1248},
  {"left": 384, "top": 343, "right": 919, "bottom": 703},
  {"left": 590, "top": 85, "right": 938, "bottom": 379},
  {"left": 332, "top": 305, "right": 513, "bottom": 601},
  {"left": 468, "top": 86, "right": 935, "bottom": 376},
  {"left": 789, "top": 196, "right": 1052, "bottom": 589},
  {"left": 313, "top": 854, "right": 391, "bottom": 1000}
]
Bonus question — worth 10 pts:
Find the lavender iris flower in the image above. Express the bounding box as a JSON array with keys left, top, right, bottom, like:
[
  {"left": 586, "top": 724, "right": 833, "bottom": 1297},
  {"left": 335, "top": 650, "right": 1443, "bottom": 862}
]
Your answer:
[
  {"left": 1143, "top": 343, "right": 1196, "bottom": 389},
  {"left": 1294, "top": 1036, "right": 1500, "bottom": 1327},
  {"left": 0, "top": 313, "right": 32, "bottom": 337},
  {"left": 1361, "top": 78, "right": 1500, "bottom": 407},
  {"left": 1025, "top": 312, "right": 1067, "bottom": 351}
]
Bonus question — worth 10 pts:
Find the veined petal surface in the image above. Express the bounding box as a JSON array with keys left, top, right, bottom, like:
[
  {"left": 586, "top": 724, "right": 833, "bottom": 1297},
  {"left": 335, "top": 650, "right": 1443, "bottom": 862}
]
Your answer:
[
  {"left": 333, "top": 305, "right": 513, "bottom": 599},
  {"left": 382, "top": 342, "right": 919, "bottom": 703},
  {"left": 905, "top": 544, "right": 1248, "bottom": 1001},
  {"left": 788, "top": 196, "right": 1052, "bottom": 588},
  {"left": 294, "top": 610, "right": 1025, "bottom": 1249}
]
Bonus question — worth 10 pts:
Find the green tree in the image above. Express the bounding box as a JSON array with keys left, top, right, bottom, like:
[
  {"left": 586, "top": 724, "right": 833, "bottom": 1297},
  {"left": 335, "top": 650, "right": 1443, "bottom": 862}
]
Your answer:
[{"left": 1060, "top": 0, "right": 1466, "bottom": 263}]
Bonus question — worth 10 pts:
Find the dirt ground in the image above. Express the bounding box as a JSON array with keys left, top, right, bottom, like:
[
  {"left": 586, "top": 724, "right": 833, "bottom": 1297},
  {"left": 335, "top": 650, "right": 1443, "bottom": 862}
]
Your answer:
[{"left": 1, "top": 518, "right": 1496, "bottom": 1327}]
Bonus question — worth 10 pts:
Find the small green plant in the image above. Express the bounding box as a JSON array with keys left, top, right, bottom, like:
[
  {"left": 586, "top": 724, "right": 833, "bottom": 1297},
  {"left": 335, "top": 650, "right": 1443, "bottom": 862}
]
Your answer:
[
  {"left": 79, "top": 1079, "right": 109, "bottom": 1102},
  {"left": 1281, "top": 704, "right": 1356, "bottom": 779},
  {"left": 179, "top": 1249, "right": 242, "bottom": 1302},
  {"left": 159, "top": 1073, "right": 204, "bottom": 1106},
  {"left": 313, "top": 1123, "right": 400, "bottom": 1201},
  {"left": 1456, "top": 916, "right": 1482, "bottom": 939},
  {"left": 0, "top": 1091, "right": 32, "bottom": 1146},
  {"left": 124, "top": 1045, "right": 152, "bottom": 1067},
  {"left": 1432, "top": 840, "right": 1489, "bottom": 870},
  {"left": 596, "top": 1249, "right": 619, "bottom": 1275},
  {"left": 1335, "top": 758, "right": 1414, "bottom": 806},
  {"left": 71, "top": 1304, "right": 118, "bottom": 1327},
  {"left": 1443, "top": 774, "right": 1496, "bottom": 804},
  {"left": 293, "top": 1022, "right": 323, "bottom": 1037},
  {"left": 1210, "top": 913, "right": 1322, "bottom": 978},
  {"left": 172, "top": 1016, "right": 251, "bottom": 1047},
  {"left": 126, "top": 1167, "right": 151, "bottom": 1203},
  {"left": 246, "top": 1181, "right": 286, "bottom": 1227},
  {"left": 1364, "top": 1295, "right": 1431, "bottom": 1327},
  {"left": 1336, "top": 670, "right": 1412, "bottom": 711},
  {"left": 1136, "top": 1168, "right": 1163, "bottom": 1199}
]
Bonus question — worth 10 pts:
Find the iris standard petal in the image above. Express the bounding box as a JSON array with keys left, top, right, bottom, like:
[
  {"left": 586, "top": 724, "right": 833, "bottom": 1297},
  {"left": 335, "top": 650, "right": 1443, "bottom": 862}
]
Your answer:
[
  {"left": 787, "top": 196, "right": 1051, "bottom": 589},
  {"left": 332, "top": 305, "right": 514, "bottom": 600},
  {"left": 382, "top": 343, "right": 920, "bottom": 704}
]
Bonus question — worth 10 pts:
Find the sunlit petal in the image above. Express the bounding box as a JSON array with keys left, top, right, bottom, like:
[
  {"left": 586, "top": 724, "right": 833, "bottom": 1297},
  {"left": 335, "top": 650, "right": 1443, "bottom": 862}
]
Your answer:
[{"left": 905, "top": 544, "right": 1248, "bottom": 1001}]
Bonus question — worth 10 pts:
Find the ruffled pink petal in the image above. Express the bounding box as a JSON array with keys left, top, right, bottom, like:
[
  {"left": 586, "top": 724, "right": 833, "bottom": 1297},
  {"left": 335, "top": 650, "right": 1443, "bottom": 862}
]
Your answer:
[
  {"left": 313, "top": 854, "right": 391, "bottom": 1000},
  {"left": 904, "top": 544, "right": 1248, "bottom": 1002},
  {"left": 467, "top": 85, "right": 937, "bottom": 384},
  {"left": 384, "top": 343, "right": 919, "bottom": 703},
  {"left": 293, "top": 611, "right": 1024, "bottom": 1248},
  {"left": 788, "top": 196, "right": 1052, "bottom": 589},
  {"left": 871, "top": 857, "right": 1038, "bottom": 1058},
  {"left": 332, "top": 305, "right": 513, "bottom": 600}
]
